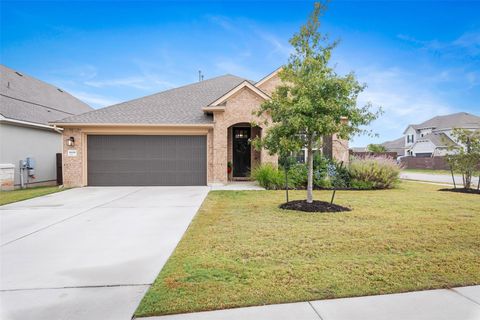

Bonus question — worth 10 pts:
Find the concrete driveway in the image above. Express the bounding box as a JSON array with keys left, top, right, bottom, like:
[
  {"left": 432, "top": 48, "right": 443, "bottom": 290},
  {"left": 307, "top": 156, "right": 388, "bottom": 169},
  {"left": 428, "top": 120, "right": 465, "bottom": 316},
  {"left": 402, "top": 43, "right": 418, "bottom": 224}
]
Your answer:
[{"left": 0, "top": 186, "right": 209, "bottom": 320}]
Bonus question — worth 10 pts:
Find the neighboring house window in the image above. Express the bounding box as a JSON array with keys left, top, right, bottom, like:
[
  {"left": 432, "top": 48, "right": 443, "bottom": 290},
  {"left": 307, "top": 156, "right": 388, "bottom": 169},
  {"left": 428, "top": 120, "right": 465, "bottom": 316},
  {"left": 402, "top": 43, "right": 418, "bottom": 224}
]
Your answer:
[{"left": 407, "top": 134, "right": 414, "bottom": 143}]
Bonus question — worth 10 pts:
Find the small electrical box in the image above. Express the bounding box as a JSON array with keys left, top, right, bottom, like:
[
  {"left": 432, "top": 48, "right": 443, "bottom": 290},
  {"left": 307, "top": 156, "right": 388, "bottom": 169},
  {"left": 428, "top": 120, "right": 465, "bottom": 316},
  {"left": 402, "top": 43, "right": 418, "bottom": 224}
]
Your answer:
[
  {"left": 26, "top": 157, "right": 35, "bottom": 169},
  {"left": 26, "top": 157, "right": 35, "bottom": 177}
]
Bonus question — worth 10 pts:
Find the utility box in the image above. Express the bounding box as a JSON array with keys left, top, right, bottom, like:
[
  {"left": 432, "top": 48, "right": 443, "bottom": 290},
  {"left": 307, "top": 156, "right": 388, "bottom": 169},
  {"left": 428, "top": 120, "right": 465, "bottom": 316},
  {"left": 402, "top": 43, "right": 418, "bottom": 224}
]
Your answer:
[
  {"left": 26, "top": 157, "right": 35, "bottom": 169},
  {"left": 26, "top": 157, "right": 35, "bottom": 177}
]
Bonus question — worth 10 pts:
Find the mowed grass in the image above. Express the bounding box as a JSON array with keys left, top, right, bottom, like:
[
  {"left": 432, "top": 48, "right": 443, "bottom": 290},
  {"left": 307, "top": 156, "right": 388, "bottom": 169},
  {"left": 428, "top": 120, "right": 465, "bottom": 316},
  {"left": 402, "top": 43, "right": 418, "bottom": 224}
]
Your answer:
[
  {"left": 0, "top": 186, "right": 63, "bottom": 206},
  {"left": 136, "top": 181, "right": 480, "bottom": 317}
]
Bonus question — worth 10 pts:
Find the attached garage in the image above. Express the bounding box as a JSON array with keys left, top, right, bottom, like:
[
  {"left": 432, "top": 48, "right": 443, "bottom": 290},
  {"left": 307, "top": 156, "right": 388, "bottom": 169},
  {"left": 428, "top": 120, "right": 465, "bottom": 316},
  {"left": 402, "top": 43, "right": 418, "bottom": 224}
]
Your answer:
[{"left": 87, "top": 135, "right": 207, "bottom": 186}]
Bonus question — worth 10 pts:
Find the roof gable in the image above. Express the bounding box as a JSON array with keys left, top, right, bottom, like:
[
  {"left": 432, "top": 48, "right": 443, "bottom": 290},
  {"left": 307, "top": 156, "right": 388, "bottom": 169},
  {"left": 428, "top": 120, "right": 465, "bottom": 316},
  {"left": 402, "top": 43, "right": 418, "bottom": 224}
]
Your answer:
[{"left": 206, "top": 81, "right": 270, "bottom": 108}]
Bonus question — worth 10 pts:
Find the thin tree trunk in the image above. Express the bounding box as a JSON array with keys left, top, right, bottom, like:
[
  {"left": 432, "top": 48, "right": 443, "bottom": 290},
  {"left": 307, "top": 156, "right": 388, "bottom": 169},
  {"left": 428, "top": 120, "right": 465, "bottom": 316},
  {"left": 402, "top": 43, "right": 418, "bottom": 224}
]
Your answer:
[
  {"left": 450, "top": 167, "right": 456, "bottom": 189},
  {"left": 465, "top": 171, "right": 471, "bottom": 189},
  {"left": 306, "top": 143, "right": 314, "bottom": 203}
]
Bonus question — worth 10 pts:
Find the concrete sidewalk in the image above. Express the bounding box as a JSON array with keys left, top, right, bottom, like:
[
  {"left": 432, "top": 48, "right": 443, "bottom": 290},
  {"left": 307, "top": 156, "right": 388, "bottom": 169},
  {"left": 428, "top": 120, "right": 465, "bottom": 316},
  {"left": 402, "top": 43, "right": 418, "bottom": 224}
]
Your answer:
[
  {"left": 400, "top": 172, "right": 479, "bottom": 186},
  {"left": 143, "top": 286, "right": 480, "bottom": 320}
]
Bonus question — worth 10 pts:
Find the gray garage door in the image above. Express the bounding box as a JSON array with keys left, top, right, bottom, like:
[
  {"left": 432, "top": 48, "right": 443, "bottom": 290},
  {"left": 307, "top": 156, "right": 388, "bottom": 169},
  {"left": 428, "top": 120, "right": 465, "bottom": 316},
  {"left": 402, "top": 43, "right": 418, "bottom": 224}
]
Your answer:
[{"left": 87, "top": 135, "right": 207, "bottom": 186}]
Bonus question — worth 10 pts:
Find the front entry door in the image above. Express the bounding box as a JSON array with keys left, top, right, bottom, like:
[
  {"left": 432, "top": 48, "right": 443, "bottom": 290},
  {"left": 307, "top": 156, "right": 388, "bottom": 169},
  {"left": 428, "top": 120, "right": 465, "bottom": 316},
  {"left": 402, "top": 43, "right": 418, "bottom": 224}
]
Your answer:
[{"left": 233, "top": 127, "right": 251, "bottom": 177}]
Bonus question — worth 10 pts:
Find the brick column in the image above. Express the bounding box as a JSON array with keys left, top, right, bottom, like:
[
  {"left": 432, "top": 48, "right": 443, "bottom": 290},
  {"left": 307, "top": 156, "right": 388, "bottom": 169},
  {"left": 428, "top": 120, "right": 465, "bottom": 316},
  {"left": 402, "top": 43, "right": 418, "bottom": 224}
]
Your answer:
[
  {"left": 212, "top": 115, "right": 228, "bottom": 184},
  {"left": 62, "top": 128, "right": 84, "bottom": 187}
]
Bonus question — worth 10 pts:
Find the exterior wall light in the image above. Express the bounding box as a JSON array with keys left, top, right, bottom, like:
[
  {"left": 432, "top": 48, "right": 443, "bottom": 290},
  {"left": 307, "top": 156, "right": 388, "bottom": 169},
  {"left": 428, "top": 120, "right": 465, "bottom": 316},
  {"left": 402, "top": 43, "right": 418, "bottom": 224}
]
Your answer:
[{"left": 67, "top": 136, "right": 75, "bottom": 146}]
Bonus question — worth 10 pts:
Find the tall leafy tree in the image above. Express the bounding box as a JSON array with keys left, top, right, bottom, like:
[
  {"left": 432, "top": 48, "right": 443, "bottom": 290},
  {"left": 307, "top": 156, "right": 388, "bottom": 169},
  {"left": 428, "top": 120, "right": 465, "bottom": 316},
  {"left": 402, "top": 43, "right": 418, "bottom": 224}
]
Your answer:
[
  {"left": 367, "top": 144, "right": 387, "bottom": 153},
  {"left": 254, "top": 1, "right": 380, "bottom": 203}
]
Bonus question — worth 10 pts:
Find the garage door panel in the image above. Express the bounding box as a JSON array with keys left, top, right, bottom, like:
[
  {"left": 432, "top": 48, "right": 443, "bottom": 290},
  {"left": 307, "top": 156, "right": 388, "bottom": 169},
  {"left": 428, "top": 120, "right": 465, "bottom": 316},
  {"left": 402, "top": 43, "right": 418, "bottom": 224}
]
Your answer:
[{"left": 87, "top": 135, "right": 207, "bottom": 186}]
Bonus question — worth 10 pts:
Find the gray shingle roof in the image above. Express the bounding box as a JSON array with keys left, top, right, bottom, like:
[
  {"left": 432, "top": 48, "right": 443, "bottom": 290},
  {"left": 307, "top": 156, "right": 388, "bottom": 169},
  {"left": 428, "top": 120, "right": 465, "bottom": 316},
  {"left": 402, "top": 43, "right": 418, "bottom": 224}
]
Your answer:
[
  {"left": 410, "top": 112, "right": 480, "bottom": 131},
  {"left": 381, "top": 137, "right": 405, "bottom": 156},
  {"left": 54, "top": 74, "right": 247, "bottom": 125},
  {"left": 420, "top": 132, "right": 457, "bottom": 147},
  {"left": 0, "top": 64, "right": 92, "bottom": 125}
]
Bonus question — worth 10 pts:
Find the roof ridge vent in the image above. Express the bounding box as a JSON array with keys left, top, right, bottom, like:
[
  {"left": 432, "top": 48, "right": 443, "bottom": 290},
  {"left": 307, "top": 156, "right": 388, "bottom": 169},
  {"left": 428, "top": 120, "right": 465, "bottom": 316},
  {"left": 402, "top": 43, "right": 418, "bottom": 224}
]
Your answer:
[
  {"left": 57, "top": 88, "right": 64, "bottom": 92},
  {"left": 15, "top": 71, "right": 23, "bottom": 77}
]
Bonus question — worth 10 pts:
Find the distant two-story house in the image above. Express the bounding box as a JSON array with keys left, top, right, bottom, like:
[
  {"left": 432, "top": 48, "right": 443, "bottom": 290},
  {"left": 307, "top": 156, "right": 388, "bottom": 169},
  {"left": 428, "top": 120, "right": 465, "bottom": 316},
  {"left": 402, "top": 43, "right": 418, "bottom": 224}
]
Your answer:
[{"left": 402, "top": 112, "right": 480, "bottom": 157}]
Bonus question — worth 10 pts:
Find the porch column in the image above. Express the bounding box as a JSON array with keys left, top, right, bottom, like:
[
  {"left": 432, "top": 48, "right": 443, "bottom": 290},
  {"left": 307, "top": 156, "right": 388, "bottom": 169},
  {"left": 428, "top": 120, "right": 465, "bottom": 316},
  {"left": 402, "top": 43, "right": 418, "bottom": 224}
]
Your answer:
[{"left": 212, "top": 116, "right": 228, "bottom": 184}]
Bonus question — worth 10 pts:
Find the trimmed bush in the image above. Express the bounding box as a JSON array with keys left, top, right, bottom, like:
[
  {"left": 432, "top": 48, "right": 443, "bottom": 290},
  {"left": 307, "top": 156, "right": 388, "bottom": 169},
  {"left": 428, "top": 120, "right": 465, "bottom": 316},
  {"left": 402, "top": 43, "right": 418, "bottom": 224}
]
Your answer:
[
  {"left": 348, "top": 156, "right": 401, "bottom": 189},
  {"left": 251, "top": 164, "right": 284, "bottom": 190},
  {"left": 287, "top": 164, "right": 308, "bottom": 188}
]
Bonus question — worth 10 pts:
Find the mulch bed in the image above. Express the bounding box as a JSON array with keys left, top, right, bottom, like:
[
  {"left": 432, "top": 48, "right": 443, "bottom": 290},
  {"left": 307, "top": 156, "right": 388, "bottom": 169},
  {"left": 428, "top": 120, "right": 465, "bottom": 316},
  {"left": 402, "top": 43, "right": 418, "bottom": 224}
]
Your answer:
[
  {"left": 439, "top": 188, "right": 480, "bottom": 195},
  {"left": 280, "top": 200, "right": 351, "bottom": 212}
]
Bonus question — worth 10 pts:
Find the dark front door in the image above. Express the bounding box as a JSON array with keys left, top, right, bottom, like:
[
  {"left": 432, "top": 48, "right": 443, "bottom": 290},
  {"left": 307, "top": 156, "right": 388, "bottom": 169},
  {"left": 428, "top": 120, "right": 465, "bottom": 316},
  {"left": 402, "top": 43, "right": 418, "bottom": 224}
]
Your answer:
[{"left": 233, "top": 127, "right": 251, "bottom": 177}]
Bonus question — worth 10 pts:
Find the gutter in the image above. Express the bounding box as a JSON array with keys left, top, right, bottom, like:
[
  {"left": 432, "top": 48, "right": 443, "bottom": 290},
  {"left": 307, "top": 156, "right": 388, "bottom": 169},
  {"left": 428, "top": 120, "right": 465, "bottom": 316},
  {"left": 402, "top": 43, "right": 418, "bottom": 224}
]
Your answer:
[
  {"left": 1, "top": 116, "right": 63, "bottom": 133},
  {"left": 49, "top": 122, "right": 215, "bottom": 128}
]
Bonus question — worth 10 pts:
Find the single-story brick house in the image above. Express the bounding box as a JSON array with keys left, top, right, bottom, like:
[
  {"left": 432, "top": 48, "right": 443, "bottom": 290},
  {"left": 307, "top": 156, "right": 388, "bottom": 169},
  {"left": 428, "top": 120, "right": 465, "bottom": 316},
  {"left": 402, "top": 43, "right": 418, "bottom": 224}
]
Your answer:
[{"left": 53, "top": 69, "right": 348, "bottom": 187}]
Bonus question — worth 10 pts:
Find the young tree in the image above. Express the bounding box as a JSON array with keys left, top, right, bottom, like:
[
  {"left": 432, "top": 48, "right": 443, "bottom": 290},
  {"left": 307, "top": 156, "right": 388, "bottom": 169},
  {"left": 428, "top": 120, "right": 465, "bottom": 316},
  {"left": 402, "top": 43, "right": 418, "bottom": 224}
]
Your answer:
[
  {"left": 254, "top": 1, "right": 380, "bottom": 203},
  {"left": 367, "top": 144, "right": 387, "bottom": 153},
  {"left": 446, "top": 128, "right": 480, "bottom": 189}
]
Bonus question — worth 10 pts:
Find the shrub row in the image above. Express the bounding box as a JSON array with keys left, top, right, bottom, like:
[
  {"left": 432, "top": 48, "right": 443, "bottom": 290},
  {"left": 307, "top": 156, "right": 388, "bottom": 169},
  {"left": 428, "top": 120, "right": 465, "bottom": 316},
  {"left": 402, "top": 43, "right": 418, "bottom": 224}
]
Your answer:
[{"left": 251, "top": 155, "right": 401, "bottom": 190}]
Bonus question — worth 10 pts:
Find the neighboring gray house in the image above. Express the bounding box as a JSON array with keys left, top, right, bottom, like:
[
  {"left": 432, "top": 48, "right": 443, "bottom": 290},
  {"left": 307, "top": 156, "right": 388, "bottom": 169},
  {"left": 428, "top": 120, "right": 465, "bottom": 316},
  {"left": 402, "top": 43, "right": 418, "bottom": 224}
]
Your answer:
[
  {"left": 0, "top": 64, "right": 92, "bottom": 189},
  {"left": 381, "top": 137, "right": 405, "bottom": 157},
  {"left": 382, "top": 112, "right": 480, "bottom": 158}
]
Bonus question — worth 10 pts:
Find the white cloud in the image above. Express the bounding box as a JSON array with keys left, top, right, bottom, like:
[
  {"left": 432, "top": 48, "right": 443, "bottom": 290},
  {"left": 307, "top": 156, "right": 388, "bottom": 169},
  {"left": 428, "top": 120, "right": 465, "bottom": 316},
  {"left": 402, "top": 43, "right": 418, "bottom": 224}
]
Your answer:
[
  {"left": 85, "top": 77, "right": 152, "bottom": 90},
  {"left": 50, "top": 64, "right": 98, "bottom": 80},
  {"left": 215, "top": 59, "right": 262, "bottom": 80},
  {"left": 255, "top": 30, "right": 293, "bottom": 58},
  {"left": 350, "top": 65, "right": 455, "bottom": 147},
  {"left": 398, "top": 30, "right": 480, "bottom": 57},
  {"left": 67, "top": 90, "right": 119, "bottom": 109}
]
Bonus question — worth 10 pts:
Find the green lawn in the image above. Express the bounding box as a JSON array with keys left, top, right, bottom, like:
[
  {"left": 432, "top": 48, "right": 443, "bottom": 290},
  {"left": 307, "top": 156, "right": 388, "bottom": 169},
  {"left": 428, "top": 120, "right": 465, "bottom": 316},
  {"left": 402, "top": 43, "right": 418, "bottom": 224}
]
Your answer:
[
  {"left": 136, "top": 181, "right": 480, "bottom": 317},
  {"left": 402, "top": 169, "right": 451, "bottom": 175},
  {"left": 0, "top": 186, "right": 64, "bottom": 206}
]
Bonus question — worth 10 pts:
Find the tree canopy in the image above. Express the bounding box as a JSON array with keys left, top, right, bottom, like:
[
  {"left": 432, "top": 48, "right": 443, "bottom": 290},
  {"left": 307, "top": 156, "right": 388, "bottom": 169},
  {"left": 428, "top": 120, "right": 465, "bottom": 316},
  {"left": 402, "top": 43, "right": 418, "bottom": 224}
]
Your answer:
[{"left": 254, "top": 1, "right": 381, "bottom": 203}]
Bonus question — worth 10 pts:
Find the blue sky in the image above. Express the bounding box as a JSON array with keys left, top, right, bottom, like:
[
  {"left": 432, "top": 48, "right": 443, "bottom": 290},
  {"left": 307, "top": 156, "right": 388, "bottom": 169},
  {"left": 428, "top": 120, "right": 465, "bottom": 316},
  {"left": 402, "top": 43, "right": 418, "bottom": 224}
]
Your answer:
[{"left": 1, "top": 1, "right": 479, "bottom": 146}]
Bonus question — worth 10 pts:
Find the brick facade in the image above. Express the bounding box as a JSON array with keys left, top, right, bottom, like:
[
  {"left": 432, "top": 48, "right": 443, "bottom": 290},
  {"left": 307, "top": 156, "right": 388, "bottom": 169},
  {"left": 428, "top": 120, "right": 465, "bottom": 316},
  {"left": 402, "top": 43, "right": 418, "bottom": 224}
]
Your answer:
[
  {"left": 62, "top": 128, "right": 84, "bottom": 187},
  {"left": 60, "top": 71, "right": 347, "bottom": 187},
  {"left": 257, "top": 71, "right": 283, "bottom": 95},
  {"left": 211, "top": 86, "right": 278, "bottom": 184}
]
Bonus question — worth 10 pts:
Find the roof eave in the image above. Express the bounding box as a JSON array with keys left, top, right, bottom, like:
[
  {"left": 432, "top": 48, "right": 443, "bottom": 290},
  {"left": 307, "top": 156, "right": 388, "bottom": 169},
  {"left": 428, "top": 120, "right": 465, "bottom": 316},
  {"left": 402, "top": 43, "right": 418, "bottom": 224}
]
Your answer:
[
  {"left": 50, "top": 122, "right": 215, "bottom": 128},
  {"left": 1, "top": 115, "right": 62, "bottom": 132},
  {"left": 202, "top": 106, "right": 225, "bottom": 113}
]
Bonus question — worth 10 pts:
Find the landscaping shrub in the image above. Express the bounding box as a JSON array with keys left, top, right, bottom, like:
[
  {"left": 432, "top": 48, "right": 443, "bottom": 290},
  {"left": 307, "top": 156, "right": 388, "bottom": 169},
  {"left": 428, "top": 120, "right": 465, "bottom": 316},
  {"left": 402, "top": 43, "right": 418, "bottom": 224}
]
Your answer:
[
  {"left": 251, "top": 164, "right": 284, "bottom": 190},
  {"left": 287, "top": 163, "right": 308, "bottom": 188},
  {"left": 350, "top": 179, "right": 375, "bottom": 190},
  {"left": 328, "top": 162, "right": 351, "bottom": 188},
  {"left": 348, "top": 156, "right": 401, "bottom": 189}
]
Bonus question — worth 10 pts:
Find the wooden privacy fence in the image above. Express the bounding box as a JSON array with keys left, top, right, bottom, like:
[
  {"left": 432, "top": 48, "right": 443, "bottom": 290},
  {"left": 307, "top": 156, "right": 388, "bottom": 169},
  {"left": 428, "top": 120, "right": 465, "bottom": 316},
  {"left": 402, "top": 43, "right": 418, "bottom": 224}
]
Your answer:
[
  {"left": 400, "top": 156, "right": 449, "bottom": 170},
  {"left": 349, "top": 151, "right": 398, "bottom": 159},
  {"left": 56, "top": 153, "right": 63, "bottom": 185}
]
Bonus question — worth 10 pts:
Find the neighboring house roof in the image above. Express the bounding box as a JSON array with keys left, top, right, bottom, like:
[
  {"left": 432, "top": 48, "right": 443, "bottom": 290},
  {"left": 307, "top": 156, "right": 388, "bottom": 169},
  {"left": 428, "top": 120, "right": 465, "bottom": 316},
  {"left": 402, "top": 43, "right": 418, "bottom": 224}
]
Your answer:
[
  {"left": 403, "top": 112, "right": 480, "bottom": 133},
  {"left": 381, "top": 137, "right": 405, "bottom": 156},
  {"left": 0, "top": 64, "right": 92, "bottom": 125},
  {"left": 54, "top": 74, "right": 248, "bottom": 125},
  {"left": 416, "top": 132, "right": 457, "bottom": 148}
]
